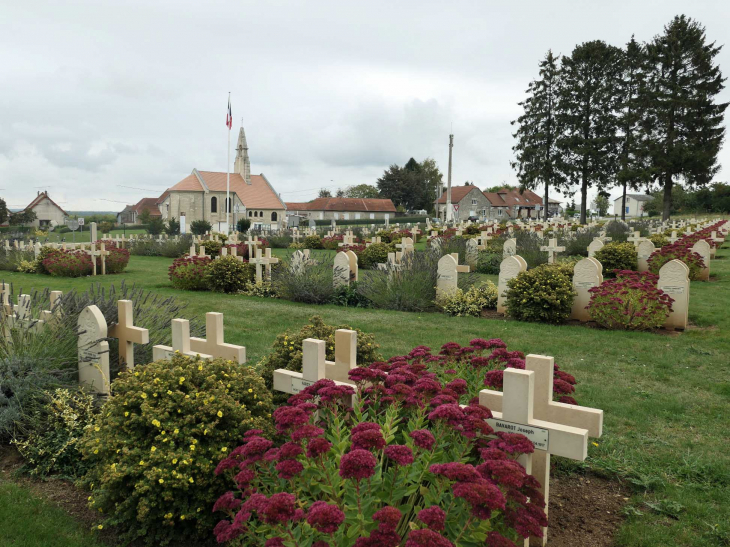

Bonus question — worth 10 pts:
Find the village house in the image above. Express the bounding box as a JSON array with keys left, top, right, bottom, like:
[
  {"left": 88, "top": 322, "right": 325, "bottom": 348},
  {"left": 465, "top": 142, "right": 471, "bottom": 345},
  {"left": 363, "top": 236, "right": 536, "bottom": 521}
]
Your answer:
[
  {"left": 613, "top": 194, "right": 652, "bottom": 218},
  {"left": 435, "top": 185, "right": 491, "bottom": 222},
  {"left": 156, "top": 127, "right": 286, "bottom": 231},
  {"left": 285, "top": 197, "right": 396, "bottom": 222},
  {"left": 117, "top": 197, "right": 162, "bottom": 225},
  {"left": 436, "top": 186, "right": 561, "bottom": 222},
  {"left": 20, "top": 191, "right": 68, "bottom": 228}
]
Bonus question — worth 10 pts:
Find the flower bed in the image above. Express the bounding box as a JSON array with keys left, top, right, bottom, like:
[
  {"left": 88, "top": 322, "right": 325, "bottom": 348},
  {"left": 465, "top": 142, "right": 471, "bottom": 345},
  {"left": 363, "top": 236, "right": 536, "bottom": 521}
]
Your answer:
[
  {"left": 587, "top": 270, "right": 674, "bottom": 331},
  {"left": 647, "top": 244, "right": 705, "bottom": 280},
  {"left": 42, "top": 250, "right": 93, "bottom": 277},
  {"left": 168, "top": 256, "right": 211, "bottom": 290}
]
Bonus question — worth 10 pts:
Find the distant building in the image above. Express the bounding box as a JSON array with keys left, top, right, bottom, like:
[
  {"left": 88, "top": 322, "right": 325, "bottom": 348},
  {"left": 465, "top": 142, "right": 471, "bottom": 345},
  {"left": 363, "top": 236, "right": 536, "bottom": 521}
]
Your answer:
[
  {"left": 285, "top": 197, "right": 396, "bottom": 222},
  {"left": 21, "top": 191, "right": 67, "bottom": 228},
  {"left": 436, "top": 185, "right": 491, "bottom": 221},
  {"left": 613, "top": 194, "right": 652, "bottom": 217},
  {"left": 117, "top": 197, "right": 162, "bottom": 225}
]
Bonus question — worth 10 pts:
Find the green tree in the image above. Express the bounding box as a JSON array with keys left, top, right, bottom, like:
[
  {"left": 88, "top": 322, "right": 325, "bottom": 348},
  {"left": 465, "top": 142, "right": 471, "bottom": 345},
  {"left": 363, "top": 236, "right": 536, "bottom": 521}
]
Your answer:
[
  {"left": 146, "top": 217, "right": 165, "bottom": 235},
  {"left": 335, "top": 188, "right": 345, "bottom": 197},
  {"left": 376, "top": 161, "right": 430, "bottom": 211},
  {"left": 0, "top": 198, "right": 8, "bottom": 225},
  {"left": 190, "top": 220, "right": 212, "bottom": 236},
  {"left": 616, "top": 36, "right": 651, "bottom": 221},
  {"left": 9, "top": 209, "right": 37, "bottom": 225},
  {"left": 511, "top": 50, "right": 566, "bottom": 221},
  {"left": 594, "top": 195, "right": 610, "bottom": 216},
  {"left": 344, "top": 184, "right": 380, "bottom": 199},
  {"left": 236, "top": 217, "right": 251, "bottom": 233},
  {"left": 318, "top": 189, "right": 332, "bottom": 198},
  {"left": 138, "top": 208, "right": 152, "bottom": 224},
  {"left": 643, "top": 15, "right": 728, "bottom": 221},
  {"left": 165, "top": 218, "right": 180, "bottom": 235},
  {"left": 419, "top": 158, "right": 443, "bottom": 213},
  {"left": 484, "top": 184, "right": 517, "bottom": 193},
  {"left": 558, "top": 40, "right": 623, "bottom": 224}
]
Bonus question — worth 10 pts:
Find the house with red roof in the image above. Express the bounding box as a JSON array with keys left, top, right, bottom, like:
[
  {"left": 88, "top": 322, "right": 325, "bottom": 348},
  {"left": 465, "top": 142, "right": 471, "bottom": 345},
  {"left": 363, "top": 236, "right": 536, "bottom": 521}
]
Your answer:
[
  {"left": 117, "top": 197, "right": 163, "bottom": 225},
  {"left": 154, "top": 127, "right": 286, "bottom": 231},
  {"left": 435, "top": 184, "right": 491, "bottom": 221},
  {"left": 285, "top": 197, "right": 396, "bottom": 222},
  {"left": 21, "top": 191, "right": 68, "bottom": 228},
  {"left": 436, "top": 185, "right": 560, "bottom": 221}
]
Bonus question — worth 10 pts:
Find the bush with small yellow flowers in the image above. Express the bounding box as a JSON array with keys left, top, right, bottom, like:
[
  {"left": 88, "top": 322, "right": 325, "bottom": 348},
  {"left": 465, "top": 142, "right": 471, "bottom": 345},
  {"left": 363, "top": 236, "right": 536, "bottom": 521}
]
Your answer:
[
  {"left": 78, "top": 354, "right": 273, "bottom": 545},
  {"left": 256, "top": 315, "right": 381, "bottom": 405},
  {"left": 505, "top": 264, "right": 575, "bottom": 324}
]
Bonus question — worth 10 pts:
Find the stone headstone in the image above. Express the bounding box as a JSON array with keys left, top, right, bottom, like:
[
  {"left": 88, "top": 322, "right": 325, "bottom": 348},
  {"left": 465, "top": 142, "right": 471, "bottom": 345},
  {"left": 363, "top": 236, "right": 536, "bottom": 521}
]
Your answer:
[
  {"left": 77, "top": 305, "right": 110, "bottom": 396},
  {"left": 346, "top": 250, "right": 359, "bottom": 282},
  {"left": 636, "top": 240, "right": 656, "bottom": 273},
  {"left": 333, "top": 251, "right": 351, "bottom": 288},
  {"left": 691, "top": 240, "right": 711, "bottom": 281},
  {"left": 571, "top": 258, "right": 602, "bottom": 322},
  {"left": 587, "top": 238, "right": 604, "bottom": 258},
  {"left": 90, "top": 222, "right": 98, "bottom": 243},
  {"left": 465, "top": 238, "right": 479, "bottom": 268},
  {"left": 658, "top": 259, "right": 689, "bottom": 330},
  {"left": 503, "top": 238, "right": 517, "bottom": 258},
  {"left": 497, "top": 255, "right": 527, "bottom": 314}
]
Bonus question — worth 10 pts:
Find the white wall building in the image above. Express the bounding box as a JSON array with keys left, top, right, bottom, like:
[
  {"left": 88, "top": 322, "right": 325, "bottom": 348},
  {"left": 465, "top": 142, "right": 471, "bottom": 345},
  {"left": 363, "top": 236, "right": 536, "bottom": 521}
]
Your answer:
[{"left": 613, "top": 194, "right": 653, "bottom": 217}]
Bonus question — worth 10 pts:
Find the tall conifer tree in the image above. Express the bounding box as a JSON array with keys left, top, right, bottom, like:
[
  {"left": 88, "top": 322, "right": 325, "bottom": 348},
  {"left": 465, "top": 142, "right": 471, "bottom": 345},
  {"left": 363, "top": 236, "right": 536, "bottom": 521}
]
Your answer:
[
  {"left": 511, "top": 50, "right": 565, "bottom": 220},
  {"left": 558, "top": 40, "right": 623, "bottom": 224},
  {"left": 643, "top": 15, "right": 727, "bottom": 220}
]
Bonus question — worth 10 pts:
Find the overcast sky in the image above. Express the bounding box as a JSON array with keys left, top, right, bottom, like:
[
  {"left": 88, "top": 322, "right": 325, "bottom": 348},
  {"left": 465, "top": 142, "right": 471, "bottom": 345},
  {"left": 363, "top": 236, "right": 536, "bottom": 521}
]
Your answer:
[{"left": 1, "top": 0, "right": 728, "bottom": 212}]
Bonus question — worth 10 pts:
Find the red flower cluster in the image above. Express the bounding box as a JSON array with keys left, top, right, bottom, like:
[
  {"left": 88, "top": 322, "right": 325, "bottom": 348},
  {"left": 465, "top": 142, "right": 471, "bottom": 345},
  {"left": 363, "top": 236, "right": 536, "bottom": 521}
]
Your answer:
[{"left": 168, "top": 255, "right": 211, "bottom": 290}]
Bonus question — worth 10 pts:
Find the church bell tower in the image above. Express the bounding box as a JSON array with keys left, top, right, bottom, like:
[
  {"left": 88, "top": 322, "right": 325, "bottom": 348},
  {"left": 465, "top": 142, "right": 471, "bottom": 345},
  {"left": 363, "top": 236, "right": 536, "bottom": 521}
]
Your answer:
[{"left": 234, "top": 125, "right": 251, "bottom": 185}]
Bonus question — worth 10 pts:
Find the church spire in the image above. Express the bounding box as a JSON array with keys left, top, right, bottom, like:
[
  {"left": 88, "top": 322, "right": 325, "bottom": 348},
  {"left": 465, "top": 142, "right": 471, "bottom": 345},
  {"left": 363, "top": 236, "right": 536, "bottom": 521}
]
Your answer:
[{"left": 234, "top": 123, "right": 251, "bottom": 185}]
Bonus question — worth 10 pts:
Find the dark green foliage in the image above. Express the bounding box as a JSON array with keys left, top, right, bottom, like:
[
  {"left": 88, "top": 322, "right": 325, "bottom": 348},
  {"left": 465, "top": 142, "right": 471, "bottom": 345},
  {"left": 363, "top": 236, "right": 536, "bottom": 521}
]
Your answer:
[
  {"left": 303, "top": 235, "right": 323, "bottom": 249},
  {"left": 205, "top": 255, "right": 252, "bottom": 293},
  {"left": 376, "top": 158, "right": 441, "bottom": 212},
  {"left": 564, "top": 227, "right": 602, "bottom": 257},
  {"left": 511, "top": 50, "right": 566, "bottom": 221},
  {"left": 236, "top": 217, "right": 251, "bottom": 233},
  {"left": 145, "top": 217, "right": 165, "bottom": 235},
  {"left": 165, "top": 218, "right": 180, "bottom": 235},
  {"left": 594, "top": 242, "right": 638, "bottom": 276},
  {"left": 558, "top": 40, "right": 624, "bottom": 224},
  {"left": 128, "top": 235, "right": 192, "bottom": 258},
  {"left": 603, "top": 220, "right": 631, "bottom": 242},
  {"left": 330, "top": 282, "right": 371, "bottom": 308},
  {"left": 359, "top": 242, "right": 392, "bottom": 269},
  {"left": 190, "top": 219, "right": 212, "bottom": 236},
  {"left": 0, "top": 198, "right": 8, "bottom": 224},
  {"left": 476, "top": 251, "right": 501, "bottom": 274},
  {"left": 268, "top": 234, "right": 292, "bottom": 248},
  {"left": 272, "top": 252, "right": 336, "bottom": 304},
  {"left": 643, "top": 15, "right": 728, "bottom": 220},
  {"left": 9, "top": 209, "right": 37, "bottom": 226},
  {"left": 505, "top": 264, "right": 575, "bottom": 324}
]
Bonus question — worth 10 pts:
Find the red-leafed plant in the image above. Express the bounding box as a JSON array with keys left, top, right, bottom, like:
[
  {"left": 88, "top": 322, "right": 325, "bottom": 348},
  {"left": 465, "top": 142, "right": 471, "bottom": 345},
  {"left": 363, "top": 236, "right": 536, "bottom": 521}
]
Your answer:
[
  {"left": 587, "top": 270, "right": 674, "bottom": 331},
  {"left": 647, "top": 244, "right": 705, "bottom": 280},
  {"left": 168, "top": 256, "right": 211, "bottom": 290},
  {"left": 42, "top": 250, "right": 93, "bottom": 277}
]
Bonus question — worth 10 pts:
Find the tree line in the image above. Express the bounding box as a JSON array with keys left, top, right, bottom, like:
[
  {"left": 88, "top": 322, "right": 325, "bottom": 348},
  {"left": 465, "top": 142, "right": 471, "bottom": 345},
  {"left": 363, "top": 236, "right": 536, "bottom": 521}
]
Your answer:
[{"left": 512, "top": 14, "right": 727, "bottom": 222}]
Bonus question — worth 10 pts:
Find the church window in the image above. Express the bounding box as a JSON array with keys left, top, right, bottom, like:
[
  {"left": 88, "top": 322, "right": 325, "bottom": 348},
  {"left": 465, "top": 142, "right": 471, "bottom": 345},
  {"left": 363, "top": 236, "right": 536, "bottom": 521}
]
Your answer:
[
  {"left": 271, "top": 212, "right": 278, "bottom": 221},
  {"left": 248, "top": 210, "right": 252, "bottom": 217},
  {"left": 211, "top": 197, "right": 218, "bottom": 213},
  {"left": 226, "top": 198, "right": 232, "bottom": 213}
]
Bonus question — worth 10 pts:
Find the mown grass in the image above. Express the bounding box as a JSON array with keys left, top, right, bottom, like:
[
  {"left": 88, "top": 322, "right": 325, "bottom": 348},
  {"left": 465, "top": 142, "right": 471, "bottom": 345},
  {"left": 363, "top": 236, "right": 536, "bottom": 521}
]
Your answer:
[{"left": 0, "top": 240, "right": 729, "bottom": 547}]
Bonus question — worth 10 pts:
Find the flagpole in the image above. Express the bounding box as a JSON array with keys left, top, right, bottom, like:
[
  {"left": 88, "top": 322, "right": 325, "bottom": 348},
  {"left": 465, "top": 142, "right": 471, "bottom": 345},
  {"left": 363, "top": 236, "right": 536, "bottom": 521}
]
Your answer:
[{"left": 226, "top": 92, "right": 231, "bottom": 233}]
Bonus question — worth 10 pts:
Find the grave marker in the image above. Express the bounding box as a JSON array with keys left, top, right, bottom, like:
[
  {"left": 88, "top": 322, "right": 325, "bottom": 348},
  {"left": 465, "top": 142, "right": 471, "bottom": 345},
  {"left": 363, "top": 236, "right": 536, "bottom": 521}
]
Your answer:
[
  {"left": 539, "top": 238, "right": 565, "bottom": 264},
  {"left": 636, "top": 240, "right": 656, "bottom": 273},
  {"left": 152, "top": 319, "right": 213, "bottom": 361},
  {"left": 189, "top": 312, "right": 246, "bottom": 363},
  {"left": 658, "top": 259, "right": 689, "bottom": 330},
  {"left": 497, "top": 256, "right": 527, "bottom": 313},
  {"left": 436, "top": 253, "right": 470, "bottom": 297},
  {"left": 108, "top": 300, "right": 150, "bottom": 371},
  {"left": 570, "top": 258, "right": 603, "bottom": 321},
  {"left": 691, "top": 240, "right": 711, "bottom": 281},
  {"left": 77, "top": 305, "right": 110, "bottom": 396}
]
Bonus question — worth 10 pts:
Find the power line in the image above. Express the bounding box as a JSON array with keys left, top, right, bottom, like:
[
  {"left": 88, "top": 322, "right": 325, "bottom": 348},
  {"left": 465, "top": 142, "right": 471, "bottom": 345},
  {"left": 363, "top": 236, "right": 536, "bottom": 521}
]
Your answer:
[
  {"left": 118, "top": 185, "right": 167, "bottom": 192},
  {"left": 97, "top": 198, "right": 129, "bottom": 204}
]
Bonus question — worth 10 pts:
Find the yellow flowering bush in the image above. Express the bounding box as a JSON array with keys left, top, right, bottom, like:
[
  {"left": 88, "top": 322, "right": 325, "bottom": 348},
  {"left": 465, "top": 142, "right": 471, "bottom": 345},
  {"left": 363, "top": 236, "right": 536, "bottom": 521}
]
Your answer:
[
  {"left": 594, "top": 242, "right": 638, "bottom": 277},
  {"left": 256, "top": 316, "right": 381, "bottom": 404},
  {"left": 436, "top": 281, "right": 498, "bottom": 316},
  {"left": 505, "top": 264, "right": 575, "bottom": 324},
  {"left": 204, "top": 255, "right": 253, "bottom": 293},
  {"left": 13, "top": 388, "right": 98, "bottom": 478},
  {"left": 78, "top": 354, "right": 273, "bottom": 545}
]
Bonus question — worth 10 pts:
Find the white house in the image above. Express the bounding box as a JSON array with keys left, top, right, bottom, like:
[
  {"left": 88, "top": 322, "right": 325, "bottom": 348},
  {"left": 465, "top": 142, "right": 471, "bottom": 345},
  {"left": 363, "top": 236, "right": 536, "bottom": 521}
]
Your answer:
[{"left": 613, "top": 194, "right": 653, "bottom": 217}]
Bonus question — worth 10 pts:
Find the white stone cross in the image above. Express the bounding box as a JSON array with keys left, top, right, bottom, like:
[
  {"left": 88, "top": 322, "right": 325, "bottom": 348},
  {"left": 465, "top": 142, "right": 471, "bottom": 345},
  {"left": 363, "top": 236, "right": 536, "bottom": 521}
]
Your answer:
[
  {"left": 86, "top": 244, "right": 101, "bottom": 276},
  {"left": 395, "top": 237, "right": 414, "bottom": 255},
  {"left": 539, "top": 238, "right": 565, "bottom": 264},
  {"left": 410, "top": 227, "right": 421, "bottom": 242},
  {"left": 108, "top": 300, "right": 150, "bottom": 371},
  {"left": 39, "top": 291, "right": 63, "bottom": 323},
  {"left": 627, "top": 231, "right": 645, "bottom": 247},
  {"left": 245, "top": 235, "right": 262, "bottom": 258},
  {"left": 78, "top": 305, "right": 110, "bottom": 396},
  {"left": 152, "top": 319, "right": 213, "bottom": 361},
  {"left": 98, "top": 243, "right": 110, "bottom": 275},
  {"left": 189, "top": 312, "right": 246, "bottom": 363},
  {"left": 480, "top": 357, "right": 603, "bottom": 546}
]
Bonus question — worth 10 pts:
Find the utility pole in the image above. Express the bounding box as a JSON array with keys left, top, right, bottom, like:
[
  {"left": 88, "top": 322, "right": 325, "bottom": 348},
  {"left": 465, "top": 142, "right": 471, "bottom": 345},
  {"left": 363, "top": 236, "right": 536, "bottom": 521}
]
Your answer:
[{"left": 445, "top": 133, "right": 454, "bottom": 223}]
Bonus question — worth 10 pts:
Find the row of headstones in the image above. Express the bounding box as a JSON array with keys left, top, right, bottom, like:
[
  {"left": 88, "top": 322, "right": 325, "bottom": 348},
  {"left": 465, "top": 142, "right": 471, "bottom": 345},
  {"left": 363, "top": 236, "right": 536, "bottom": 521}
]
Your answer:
[
  {"left": 272, "top": 329, "right": 604, "bottom": 547},
  {"left": 497, "top": 254, "right": 691, "bottom": 330}
]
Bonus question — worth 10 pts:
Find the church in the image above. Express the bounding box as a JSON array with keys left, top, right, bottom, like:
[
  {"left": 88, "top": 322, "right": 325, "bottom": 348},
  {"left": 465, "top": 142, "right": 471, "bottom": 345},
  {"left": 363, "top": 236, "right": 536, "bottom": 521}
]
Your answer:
[{"left": 159, "top": 127, "right": 287, "bottom": 231}]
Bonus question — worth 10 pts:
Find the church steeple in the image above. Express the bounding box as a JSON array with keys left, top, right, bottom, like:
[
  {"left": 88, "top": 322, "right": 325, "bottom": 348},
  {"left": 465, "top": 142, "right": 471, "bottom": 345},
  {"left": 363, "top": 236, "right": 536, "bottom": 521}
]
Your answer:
[{"left": 234, "top": 124, "right": 251, "bottom": 185}]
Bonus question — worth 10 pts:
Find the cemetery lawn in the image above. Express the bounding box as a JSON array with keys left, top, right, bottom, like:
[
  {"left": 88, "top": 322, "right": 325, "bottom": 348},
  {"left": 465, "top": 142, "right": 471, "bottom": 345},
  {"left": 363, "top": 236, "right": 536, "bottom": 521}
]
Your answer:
[{"left": 1, "top": 243, "right": 729, "bottom": 547}]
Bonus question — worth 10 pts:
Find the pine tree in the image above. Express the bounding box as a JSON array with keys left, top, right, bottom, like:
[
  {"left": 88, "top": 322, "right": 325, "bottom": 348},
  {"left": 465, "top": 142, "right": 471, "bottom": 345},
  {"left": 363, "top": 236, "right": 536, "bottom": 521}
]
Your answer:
[
  {"left": 616, "top": 36, "right": 651, "bottom": 221},
  {"left": 558, "top": 40, "right": 623, "bottom": 224},
  {"left": 511, "top": 50, "right": 565, "bottom": 220},
  {"left": 643, "top": 15, "right": 728, "bottom": 221}
]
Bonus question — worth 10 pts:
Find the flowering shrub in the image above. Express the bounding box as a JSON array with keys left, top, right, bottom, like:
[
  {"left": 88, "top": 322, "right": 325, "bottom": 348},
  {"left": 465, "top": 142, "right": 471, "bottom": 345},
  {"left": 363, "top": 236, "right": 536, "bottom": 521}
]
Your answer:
[
  {"left": 214, "top": 347, "right": 547, "bottom": 546},
  {"left": 322, "top": 235, "right": 343, "bottom": 250},
  {"left": 647, "top": 244, "right": 706, "bottom": 280},
  {"left": 256, "top": 316, "right": 381, "bottom": 403},
  {"left": 339, "top": 244, "right": 367, "bottom": 262},
  {"left": 649, "top": 234, "right": 669, "bottom": 248},
  {"left": 205, "top": 256, "right": 253, "bottom": 293},
  {"left": 505, "top": 264, "right": 574, "bottom": 324},
  {"left": 436, "top": 282, "right": 498, "bottom": 317},
  {"left": 242, "top": 281, "right": 279, "bottom": 298},
  {"left": 303, "top": 235, "right": 324, "bottom": 250},
  {"left": 593, "top": 242, "right": 638, "bottom": 277},
  {"left": 42, "top": 250, "right": 93, "bottom": 277},
  {"left": 98, "top": 243, "right": 130, "bottom": 274},
  {"left": 13, "top": 388, "right": 98, "bottom": 478},
  {"left": 587, "top": 271, "right": 674, "bottom": 331},
  {"left": 169, "top": 256, "right": 211, "bottom": 290},
  {"left": 359, "top": 242, "right": 393, "bottom": 269},
  {"left": 199, "top": 239, "right": 223, "bottom": 257},
  {"left": 79, "top": 354, "right": 274, "bottom": 546},
  {"left": 16, "top": 259, "right": 38, "bottom": 273}
]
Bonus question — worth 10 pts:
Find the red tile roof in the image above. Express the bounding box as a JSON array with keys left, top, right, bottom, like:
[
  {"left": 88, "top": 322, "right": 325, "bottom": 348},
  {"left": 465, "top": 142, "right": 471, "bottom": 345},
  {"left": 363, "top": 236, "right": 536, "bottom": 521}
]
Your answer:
[
  {"left": 436, "top": 185, "right": 482, "bottom": 204},
  {"left": 169, "top": 171, "right": 286, "bottom": 210},
  {"left": 24, "top": 192, "right": 68, "bottom": 216},
  {"left": 133, "top": 197, "right": 162, "bottom": 216},
  {"left": 285, "top": 197, "right": 396, "bottom": 212}
]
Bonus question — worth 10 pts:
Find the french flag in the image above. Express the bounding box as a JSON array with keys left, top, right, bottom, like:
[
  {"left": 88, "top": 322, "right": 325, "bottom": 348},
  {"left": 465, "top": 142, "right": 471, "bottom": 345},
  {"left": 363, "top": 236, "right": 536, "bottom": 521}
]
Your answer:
[{"left": 226, "top": 96, "right": 232, "bottom": 129}]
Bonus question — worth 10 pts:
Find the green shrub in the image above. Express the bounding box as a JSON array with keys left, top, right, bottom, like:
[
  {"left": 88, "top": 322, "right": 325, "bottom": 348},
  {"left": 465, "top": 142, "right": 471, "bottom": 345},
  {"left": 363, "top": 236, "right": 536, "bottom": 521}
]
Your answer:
[
  {"left": 476, "top": 251, "right": 501, "bottom": 274},
  {"left": 603, "top": 220, "right": 631, "bottom": 242},
  {"left": 242, "top": 281, "right": 278, "bottom": 298},
  {"left": 649, "top": 234, "right": 669, "bottom": 248},
  {"left": 505, "top": 264, "right": 574, "bottom": 324},
  {"left": 436, "top": 281, "right": 498, "bottom": 316},
  {"left": 593, "top": 242, "right": 638, "bottom": 277},
  {"left": 168, "top": 256, "right": 211, "bottom": 290},
  {"left": 16, "top": 259, "right": 38, "bottom": 273},
  {"left": 268, "top": 235, "right": 292, "bottom": 248},
  {"left": 128, "top": 236, "right": 192, "bottom": 258},
  {"left": 190, "top": 219, "right": 212, "bottom": 236},
  {"left": 330, "top": 281, "right": 371, "bottom": 308},
  {"left": 236, "top": 218, "right": 250, "bottom": 233},
  {"left": 79, "top": 355, "right": 274, "bottom": 546},
  {"left": 272, "top": 252, "right": 335, "bottom": 304},
  {"left": 14, "top": 388, "right": 98, "bottom": 478},
  {"left": 303, "top": 235, "right": 323, "bottom": 249},
  {"left": 165, "top": 218, "right": 180, "bottom": 235},
  {"left": 359, "top": 242, "right": 392, "bottom": 269},
  {"left": 205, "top": 255, "right": 252, "bottom": 293},
  {"left": 146, "top": 217, "right": 166, "bottom": 236},
  {"left": 256, "top": 316, "right": 381, "bottom": 402},
  {"left": 199, "top": 239, "right": 223, "bottom": 257}
]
